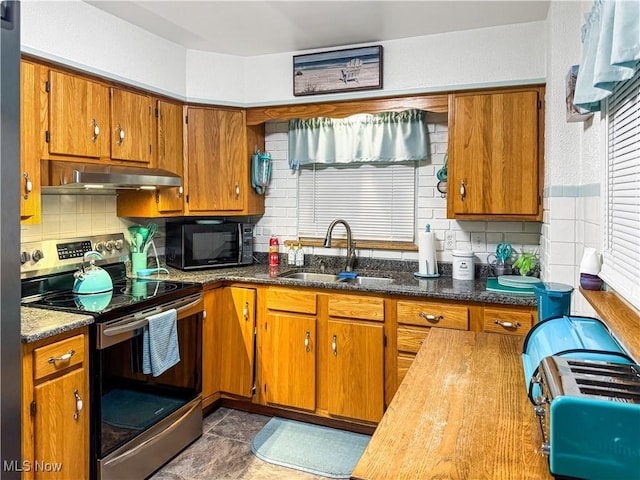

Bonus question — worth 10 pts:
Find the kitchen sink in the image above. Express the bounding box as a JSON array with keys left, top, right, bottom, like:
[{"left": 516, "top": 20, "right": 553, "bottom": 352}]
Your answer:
[
  {"left": 348, "top": 276, "right": 395, "bottom": 286},
  {"left": 278, "top": 272, "right": 340, "bottom": 282},
  {"left": 278, "top": 271, "right": 394, "bottom": 286}
]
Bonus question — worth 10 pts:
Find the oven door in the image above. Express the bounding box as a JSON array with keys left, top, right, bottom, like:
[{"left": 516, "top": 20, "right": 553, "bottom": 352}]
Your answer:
[{"left": 92, "top": 293, "right": 203, "bottom": 479}]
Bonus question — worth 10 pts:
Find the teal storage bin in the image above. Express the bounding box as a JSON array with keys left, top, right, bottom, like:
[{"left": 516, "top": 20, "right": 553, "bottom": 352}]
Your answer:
[{"left": 533, "top": 282, "right": 574, "bottom": 322}]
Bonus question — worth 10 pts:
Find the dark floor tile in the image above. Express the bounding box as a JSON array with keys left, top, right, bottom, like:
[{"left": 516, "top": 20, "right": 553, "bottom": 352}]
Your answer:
[
  {"left": 148, "top": 470, "right": 187, "bottom": 480},
  {"left": 207, "top": 408, "right": 271, "bottom": 443},
  {"left": 240, "top": 455, "right": 328, "bottom": 480},
  {"left": 203, "top": 406, "right": 233, "bottom": 432},
  {"left": 151, "top": 434, "right": 252, "bottom": 480}
]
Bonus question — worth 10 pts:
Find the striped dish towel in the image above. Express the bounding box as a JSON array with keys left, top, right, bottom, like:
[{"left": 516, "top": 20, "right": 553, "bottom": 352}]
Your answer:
[{"left": 142, "top": 309, "right": 180, "bottom": 377}]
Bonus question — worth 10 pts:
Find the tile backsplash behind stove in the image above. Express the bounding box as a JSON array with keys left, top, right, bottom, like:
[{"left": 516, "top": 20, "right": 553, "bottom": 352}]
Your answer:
[{"left": 20, "top": 194, "right": 157, "bottom": 249}]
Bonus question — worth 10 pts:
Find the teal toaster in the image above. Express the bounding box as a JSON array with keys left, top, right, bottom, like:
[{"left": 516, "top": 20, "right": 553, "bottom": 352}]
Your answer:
[{"left": 531, "top": 355, "right": 640, "bottom": 480}]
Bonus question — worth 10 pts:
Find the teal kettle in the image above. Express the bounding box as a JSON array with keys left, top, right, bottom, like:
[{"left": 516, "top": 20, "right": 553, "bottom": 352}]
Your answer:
[{"left": 72, "top": 251, "right": 114, "bottom": 294}]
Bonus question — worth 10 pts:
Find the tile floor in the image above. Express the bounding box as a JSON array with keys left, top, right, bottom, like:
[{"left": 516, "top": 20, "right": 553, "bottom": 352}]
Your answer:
[{"left": 150, "top": 407, "right": 326, "bottom": 480}]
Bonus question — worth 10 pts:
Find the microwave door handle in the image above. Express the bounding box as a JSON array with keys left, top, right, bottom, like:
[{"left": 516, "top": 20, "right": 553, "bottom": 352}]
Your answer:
[
  {"left": 238, "top": 223, "right": 243, "bottom": 263},
  {"left": 103, "top": 319, "right": 149, "bottom": 336}
]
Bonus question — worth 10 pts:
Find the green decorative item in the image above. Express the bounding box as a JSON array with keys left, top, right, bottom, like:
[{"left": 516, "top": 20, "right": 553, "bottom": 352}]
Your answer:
[{"left": 513, "top": 250, "right": 539, "bottom": 276}]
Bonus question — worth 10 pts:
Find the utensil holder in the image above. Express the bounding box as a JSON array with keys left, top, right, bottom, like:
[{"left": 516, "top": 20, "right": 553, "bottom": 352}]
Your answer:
[{"left": 131, "top": 252, "right": 147, "bottom": 275}]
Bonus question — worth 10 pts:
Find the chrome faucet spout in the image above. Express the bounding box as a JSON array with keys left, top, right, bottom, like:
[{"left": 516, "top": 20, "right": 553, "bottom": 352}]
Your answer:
[{"left": 323, "top": 219, "right": 356, "bottom": 272}]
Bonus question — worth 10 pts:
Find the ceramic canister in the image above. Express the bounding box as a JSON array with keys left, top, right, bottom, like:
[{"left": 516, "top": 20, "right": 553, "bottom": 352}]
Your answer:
[{"left": 452, "top": 250, "right": 475, "bottom": 280}]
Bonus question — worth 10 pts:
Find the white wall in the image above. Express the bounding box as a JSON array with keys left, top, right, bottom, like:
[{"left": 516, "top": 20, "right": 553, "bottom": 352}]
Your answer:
[
  {"left": 21, "top": 2, "right": 546, "bottom": 105},
  {"left": 542, "top": 1, "right": 603, "bottom": 316}
]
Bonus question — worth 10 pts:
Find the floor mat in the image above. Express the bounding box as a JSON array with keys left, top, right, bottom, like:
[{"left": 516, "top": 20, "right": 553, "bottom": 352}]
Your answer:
[
  {"left": 102, "top": 388, "right": 186, "bottom": 431},
  {"left": 250, "top": 417, "right": 370, "bottom": 479}
]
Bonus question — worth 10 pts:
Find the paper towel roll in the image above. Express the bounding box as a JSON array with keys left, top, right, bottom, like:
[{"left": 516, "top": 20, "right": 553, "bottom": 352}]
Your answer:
[{"left": 418, "top": 228, "right": 437, "bottom": 275}]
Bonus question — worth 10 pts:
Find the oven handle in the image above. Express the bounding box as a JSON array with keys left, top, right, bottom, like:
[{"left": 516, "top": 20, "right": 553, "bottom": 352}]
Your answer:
[
  {"left": 103, "top": 319, "right": 149, "bottom": 337},
  {"left": 101, "top": 294, "right": 202, "bottom": 337}
]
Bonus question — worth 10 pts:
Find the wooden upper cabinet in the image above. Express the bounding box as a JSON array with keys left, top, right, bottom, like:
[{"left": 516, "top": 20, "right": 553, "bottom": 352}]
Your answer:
[
  {"left": 47, "top": 69, "right": 110, "bottom": 159},
  {"left": 20, "top": 60, "right": 42, "bottom": 224},
  {"left": 447, "top": 87, "right": 544, "bottom": 220},
  {"left": 155, "top": 99, "right": 184, "bottom": 212},
  {"left": 110, "top": 87, "right": 153, "bottom": 163},
  {"left": 185, "top": 107, "right": 246, "bottom": 213}
]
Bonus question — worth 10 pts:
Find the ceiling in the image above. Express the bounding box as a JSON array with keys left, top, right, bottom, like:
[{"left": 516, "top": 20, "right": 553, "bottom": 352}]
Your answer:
[{"left": 85, "top": 1, "right": 550, "bottom": 56}]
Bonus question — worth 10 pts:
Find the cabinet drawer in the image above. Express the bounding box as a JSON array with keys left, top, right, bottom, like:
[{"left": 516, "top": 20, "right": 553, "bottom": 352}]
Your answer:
[
  {"left": 397, "top": 354, "right": 415, "bottom": 385},
  {"left": 33, "top": 334, "right": 85, "bottom": 380},
  {"left": 482, "top": 308, "right": 533, "bottom": 336},
  {"left": 397, "top": 327, "right": 429, "bottom": 354},
  {"left": 397, "top": 300, "right": 468, "bottom": 330},
  {"left": 266, "top": 287, "right": 317, "bottom": 314},
  {"left": 327, "top": 294, "right": 384, "bottom": 322}
]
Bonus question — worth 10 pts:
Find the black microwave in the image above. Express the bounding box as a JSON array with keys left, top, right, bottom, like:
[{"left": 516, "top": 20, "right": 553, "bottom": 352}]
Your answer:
[{"left": 165, "top": 221, "right": 254, "bottom": 270}]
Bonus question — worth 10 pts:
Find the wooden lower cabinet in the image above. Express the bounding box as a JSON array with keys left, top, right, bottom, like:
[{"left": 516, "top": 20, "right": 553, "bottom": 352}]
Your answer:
[
  {"left": 263, "top": 312, "right": 316, "bottom": 411},
  {"left": 202, "top": 289, "right": 219, "bottom": 407},
  {"left": 218, "top": 286, "right": 257, "bottom": 398},
  {"left": 22, "top": 329, "right": 89, "bottom": 480},
  {"left": 327, "top": 319, "right": 385, "bottom": 423}
]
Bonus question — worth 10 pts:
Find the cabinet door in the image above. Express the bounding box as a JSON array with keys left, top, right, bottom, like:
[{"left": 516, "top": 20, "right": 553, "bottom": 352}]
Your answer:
[
  {"left": 20, "top": 61, "right": 41, "bottom": 223},
  {"left": 156, "top": 99, "right": 184, "bottom": 212},
  {"left": 110, "top": 88, "right": 153, "bottom": 163},
  {"left": 448, "top": 89, "right": 541, "bottom": 218},
  {"left": 219, "top": 287, "right": 256, "bottom": 397},
  {"left": 186, "top": 107, "right": 246, "bottom": 213},
  {"left": 202, "top": 290, "right": 218, "bottom": 403},
  {"left": 47, "top": 70, "right": 109, "bottom": 158},
  {"left": 33, "top": 367, "right": 88, "bottom": 479},
  {"left": 327, "top": 319, "right": 384, "bottom": 423},
  {"left": 263, "top": 312, "right": 316, "bottom": 411}
]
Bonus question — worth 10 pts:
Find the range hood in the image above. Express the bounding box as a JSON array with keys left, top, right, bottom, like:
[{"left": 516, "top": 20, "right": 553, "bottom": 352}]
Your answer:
[{"left": 41, "top": 161, "right": 182, "bottom": 194}]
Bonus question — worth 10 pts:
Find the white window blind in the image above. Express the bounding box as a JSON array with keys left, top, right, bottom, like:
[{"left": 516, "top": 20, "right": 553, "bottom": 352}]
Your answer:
[
  {"left": 297, "top": 163, "right": 415, "bottom": 242},
  {"left": 600, "top": 66, "right": 640, "bottom": 310}
]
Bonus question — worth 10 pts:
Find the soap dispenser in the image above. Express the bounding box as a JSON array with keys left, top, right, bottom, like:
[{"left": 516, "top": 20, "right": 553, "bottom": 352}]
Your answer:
[{"left": 295, "top": 242, "right": 304, "bottom": 267}]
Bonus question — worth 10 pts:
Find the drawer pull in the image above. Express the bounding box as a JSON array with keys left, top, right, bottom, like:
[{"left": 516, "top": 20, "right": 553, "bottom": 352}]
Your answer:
[
  {"left": 48, "top": 349, "right": 75, "bottom": 364},
  {"left": 332, "top": 334, "right": 338, "bottom": 356},
  {"left": 304, "top": 330, "right": 311, "bottom": 352},
  {"left": 419, "top": 312, "right": 443, "bottom": 323},
  {"left": 73, "top": 389, "right": 83, "bottom": 420},
  {"left": 494, "top": 320, "right": 521, "bottom": 329}
]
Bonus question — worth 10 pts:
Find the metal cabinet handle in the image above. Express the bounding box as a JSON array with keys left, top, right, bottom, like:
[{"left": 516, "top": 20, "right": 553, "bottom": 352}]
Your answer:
[
  {"left": 331, "top": 334, "right": 338, "bottom": 356},
  {"left": 494, "top": 319, "right": 521, "bottom": 329},
  {"left": 178, "top": 186, "right": 184, "bottom": 198},
  {"left": 460, "top": 180, "right": 466, "bottom": 202},
  {"left": 419, "top": 312, "right": 443, "bottom": 323},
  {"left": 235, "top": 182, "right": 240, "bottom": 199},
  {"left": 23, "top": 172, "right": 32, "bottom": 200},
  {"left": 73, "top": 389, "right": 83, "bottom": 420},
  {"left": 48, "top": 349, "right": 75, "bottom": 364},
  {"left": 304, "top": 330, "right": 311, "bottom": 352},
  {"left": 243, "top": 302, "right": 249, "bottom": 321},
  {"left": 91, "top": 118, "right": 100, "bottom": 143},
  {"left": 115, "top": 123, "right": 125, "bottom": 146}
]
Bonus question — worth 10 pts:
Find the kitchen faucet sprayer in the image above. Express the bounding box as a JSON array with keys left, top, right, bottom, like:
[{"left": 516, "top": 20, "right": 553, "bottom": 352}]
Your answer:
[{"left": 323, "top": 219, "right": 356, "bottom": 272}]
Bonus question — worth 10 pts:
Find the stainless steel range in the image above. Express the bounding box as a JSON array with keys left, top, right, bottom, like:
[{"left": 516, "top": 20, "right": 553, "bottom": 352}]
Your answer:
[{"left": 21, "top": 234, "right": 204, "bottom": 480}]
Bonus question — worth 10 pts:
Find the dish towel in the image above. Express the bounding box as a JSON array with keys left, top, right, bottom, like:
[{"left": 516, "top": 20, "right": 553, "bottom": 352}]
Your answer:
[{"left": 142, "top": 309, "right": 180, "bottom": 377}]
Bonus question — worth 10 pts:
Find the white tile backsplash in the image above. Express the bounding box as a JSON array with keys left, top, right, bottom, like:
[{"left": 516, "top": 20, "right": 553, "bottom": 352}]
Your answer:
[
  {"left": 259, "top": 117, "right": 542, "bottom": 263},
  {"left": 21, "top": 194, "right": 131, "bottom": 243}
]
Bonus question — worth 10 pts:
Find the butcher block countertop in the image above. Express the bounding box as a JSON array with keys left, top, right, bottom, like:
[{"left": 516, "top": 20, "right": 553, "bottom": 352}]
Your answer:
[{"left": 351, "top": 328, "right": 552, "bottom": 480}]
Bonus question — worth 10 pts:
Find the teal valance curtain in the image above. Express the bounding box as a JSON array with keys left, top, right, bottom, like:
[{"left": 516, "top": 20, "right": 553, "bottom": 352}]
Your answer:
[
  {"left": 574, "top": 0, "right": 640, "bottom": 112},
  {"left": 288, "top": 109, "right": 428, "bottom": 170}
]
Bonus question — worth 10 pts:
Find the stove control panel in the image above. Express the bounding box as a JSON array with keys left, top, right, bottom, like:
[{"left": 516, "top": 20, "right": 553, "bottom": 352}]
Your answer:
[{"left": 20, "top": 233, "right": 129, "bottom": 278}]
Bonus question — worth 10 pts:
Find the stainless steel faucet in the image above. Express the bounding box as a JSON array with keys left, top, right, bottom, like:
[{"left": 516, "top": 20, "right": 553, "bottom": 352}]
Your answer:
[{"left": 323, "top": 219, "right": 356, "bottom": 272}]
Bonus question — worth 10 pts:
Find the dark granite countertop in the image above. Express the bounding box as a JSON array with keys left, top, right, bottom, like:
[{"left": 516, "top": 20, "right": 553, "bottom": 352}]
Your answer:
[
  {"left": 22, "top": 259, "right": 537, "bottom": 344},
  {"left": 21, "top": 306, "right": 94, "bottom": 343},
  {"left": 158, "top": 263, "right": 538, "bottom": 307}
]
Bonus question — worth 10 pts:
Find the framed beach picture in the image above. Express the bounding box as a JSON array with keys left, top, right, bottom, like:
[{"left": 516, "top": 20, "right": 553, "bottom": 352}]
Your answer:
[{"left": 293, "top": 45, "right": 383, "bottom": 97}]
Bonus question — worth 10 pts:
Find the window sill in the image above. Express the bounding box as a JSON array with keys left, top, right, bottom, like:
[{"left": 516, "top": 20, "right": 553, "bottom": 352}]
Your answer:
[
  {"left": 284, "top": 238, "right": 418, "bottom": 251},
  {"left": 581, "top": 287, "right": 640, "bottom": 363}
]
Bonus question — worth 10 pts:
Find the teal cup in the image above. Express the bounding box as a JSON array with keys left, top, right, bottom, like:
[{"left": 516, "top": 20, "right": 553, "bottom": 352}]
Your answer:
[{"left": 131, "top": 252, "right": 147, "bottom": 275}]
